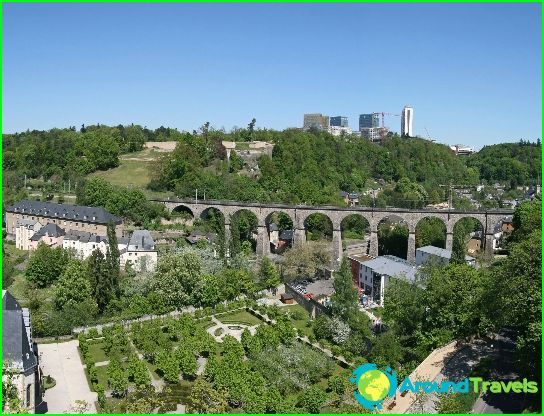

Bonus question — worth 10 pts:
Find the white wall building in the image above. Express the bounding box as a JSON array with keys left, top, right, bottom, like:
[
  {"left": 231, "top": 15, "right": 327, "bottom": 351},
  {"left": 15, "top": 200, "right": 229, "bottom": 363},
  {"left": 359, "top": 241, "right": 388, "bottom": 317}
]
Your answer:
[
  {"left": 328, "top": 126, "right": 353, "bottom": 136},
  {"left": 62, "top": 230, "right": 109, "bottom": 259},
  {"left": 120, "top": 230, "right": 158, "bottom": 272},
  {"left": 401, "top": 105, "right": 413, "bottom": 137},
  {"left": 15, "top": 220, "right": 42, "bottom": 251}
]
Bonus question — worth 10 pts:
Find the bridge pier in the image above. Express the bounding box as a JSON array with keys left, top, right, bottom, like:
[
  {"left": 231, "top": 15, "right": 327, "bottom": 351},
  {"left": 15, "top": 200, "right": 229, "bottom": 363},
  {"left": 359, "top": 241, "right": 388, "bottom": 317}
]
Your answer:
[
  {"left": 407, "top": 232, "right": 416, "bottom": 264},
  {"left": 445, "top": 232, "right": 453, "bottom": 252},
  {"left": 332, "top": 228, "right": 343, "bottom": 268},
  {"left": 294, "top": 228, "right": 306, "bottom": 245},
  {"left": 256, "top": 225, "right": 270, "bottom": 257},
  {"left": 224, "top": 223, "right": 231, "bottom": 258},
  {"left": 484, "top": 233, "right": 494, "bottom": 256},
  {"left": 369, "top": 229, "right": 379, "bottom": 257}
]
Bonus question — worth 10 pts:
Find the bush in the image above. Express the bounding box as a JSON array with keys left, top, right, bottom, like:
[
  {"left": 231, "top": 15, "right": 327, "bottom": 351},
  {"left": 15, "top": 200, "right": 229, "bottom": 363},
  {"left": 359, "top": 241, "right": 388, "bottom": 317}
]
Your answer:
[
  {"left": 88, "top": 328, "right": 100, "bottom": 339},
  {"left": 43, "top": 375, "right": 56, "bottom": 390}
]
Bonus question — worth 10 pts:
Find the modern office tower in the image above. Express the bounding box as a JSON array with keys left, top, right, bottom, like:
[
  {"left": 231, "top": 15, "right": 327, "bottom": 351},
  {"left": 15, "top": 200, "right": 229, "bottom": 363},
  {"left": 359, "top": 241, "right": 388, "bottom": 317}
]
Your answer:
[
  {"left": 330, "top": 116, "right": 349, "bottom": 127},
  {"left": 401, "top": 106, "right": 413, "bottom": 137},
  {"left": 359, "top": 113, "right": 380, "bottom": 130},
  {"left": 303, "top": 113, "right": 330, "bottom": 130}
]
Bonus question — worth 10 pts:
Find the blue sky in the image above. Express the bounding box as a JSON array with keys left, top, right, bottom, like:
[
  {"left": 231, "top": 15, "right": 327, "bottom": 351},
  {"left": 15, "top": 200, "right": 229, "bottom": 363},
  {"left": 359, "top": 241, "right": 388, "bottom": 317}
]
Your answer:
[{"left": 2, "top": 3, "right": 541, "bottom": 147}]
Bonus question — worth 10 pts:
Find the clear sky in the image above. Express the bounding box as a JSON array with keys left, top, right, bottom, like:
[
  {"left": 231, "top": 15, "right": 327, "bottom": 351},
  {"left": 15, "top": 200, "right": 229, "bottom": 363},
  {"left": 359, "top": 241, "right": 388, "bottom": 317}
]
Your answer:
[{"left": 2, "top": 2, "right": 541, "bottom": 148}]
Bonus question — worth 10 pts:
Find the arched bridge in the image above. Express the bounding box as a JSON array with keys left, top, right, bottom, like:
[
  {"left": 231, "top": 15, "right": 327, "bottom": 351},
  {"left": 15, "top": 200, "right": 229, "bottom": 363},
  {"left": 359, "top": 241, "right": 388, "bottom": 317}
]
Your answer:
[{"left": 153, "top": 198, "right": 514, "bottom": 266}]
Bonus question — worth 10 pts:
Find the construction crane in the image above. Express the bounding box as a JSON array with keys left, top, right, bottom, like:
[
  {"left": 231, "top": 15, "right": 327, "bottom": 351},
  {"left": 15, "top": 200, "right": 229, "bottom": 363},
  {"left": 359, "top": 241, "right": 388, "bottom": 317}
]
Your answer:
[
  {"left": 379, "top": 112, "right": 400, "bottom": 128},
  {"left": 424, "top": 127, "right": 435, "bottom": 142}
]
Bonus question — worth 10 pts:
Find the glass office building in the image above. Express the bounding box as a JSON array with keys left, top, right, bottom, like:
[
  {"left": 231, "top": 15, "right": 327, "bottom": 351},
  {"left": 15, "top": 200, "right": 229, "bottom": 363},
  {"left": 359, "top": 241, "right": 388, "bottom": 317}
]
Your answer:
[
  {"left": 359, "top": 113, "right": 380, "bottom": 130},
  {"left": 330, "top": 116, "right": 349, "bottom": 127}
]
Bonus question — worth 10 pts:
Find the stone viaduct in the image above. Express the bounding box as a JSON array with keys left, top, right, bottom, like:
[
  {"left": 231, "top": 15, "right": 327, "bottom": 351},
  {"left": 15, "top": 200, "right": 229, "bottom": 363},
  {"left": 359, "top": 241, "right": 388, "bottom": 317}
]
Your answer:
[{"left": 153, "top": 198, "right": 513, "bottom": 267}]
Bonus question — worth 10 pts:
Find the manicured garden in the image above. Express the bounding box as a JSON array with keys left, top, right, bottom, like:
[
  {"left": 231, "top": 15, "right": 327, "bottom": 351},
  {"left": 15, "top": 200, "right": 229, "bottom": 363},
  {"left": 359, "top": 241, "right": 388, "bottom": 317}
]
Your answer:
[{"left": 78, "top": 301, "right": 362, "bottom": 413}]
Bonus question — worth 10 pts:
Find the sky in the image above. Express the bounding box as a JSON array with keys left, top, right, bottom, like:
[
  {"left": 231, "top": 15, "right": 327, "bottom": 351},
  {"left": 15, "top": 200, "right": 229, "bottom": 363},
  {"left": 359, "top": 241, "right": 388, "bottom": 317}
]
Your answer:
[{"left": 2, "top": 3, "right": 542, "bottom": 148}]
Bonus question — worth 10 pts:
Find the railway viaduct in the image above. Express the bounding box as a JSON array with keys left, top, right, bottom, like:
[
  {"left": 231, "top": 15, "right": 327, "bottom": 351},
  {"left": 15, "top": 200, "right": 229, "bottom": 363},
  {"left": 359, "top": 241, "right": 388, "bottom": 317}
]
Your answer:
[{"left": 153, "top": 198, "right": 513, "bottom": 267}]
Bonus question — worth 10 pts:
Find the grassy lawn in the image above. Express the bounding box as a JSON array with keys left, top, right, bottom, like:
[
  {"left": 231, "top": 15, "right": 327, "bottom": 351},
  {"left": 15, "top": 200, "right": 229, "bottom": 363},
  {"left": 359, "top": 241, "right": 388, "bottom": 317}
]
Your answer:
[
  {"left": 88, "top": 159, "right": 152, "bottom": 189},
  {"left": 142, "top": 359, "right": 162, "bottom": 381},
  {"left": 195, "top": 317, "right": 214, "bottom": 330},
  {"left": 88, "top": 342, "right": 109, "bottom": 363},
  {"left": 216, "top": 310, "right": 262, "bottom": 326},
  {"left": 283, "top": 304, "right": 314, "bottom": 337},
  {"left": 94, "top": 364, "right": 110, "bottom": 388}
]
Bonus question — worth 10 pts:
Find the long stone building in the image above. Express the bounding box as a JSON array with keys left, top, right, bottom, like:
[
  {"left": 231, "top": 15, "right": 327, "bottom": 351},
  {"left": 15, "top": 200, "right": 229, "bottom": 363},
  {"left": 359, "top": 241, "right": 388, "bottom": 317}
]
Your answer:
[
  {"left": 155, "top": 198, "right": 513, "bottom": 266},
  {"left": 5, "top": 200, "right": 123, "bottom": 238}
]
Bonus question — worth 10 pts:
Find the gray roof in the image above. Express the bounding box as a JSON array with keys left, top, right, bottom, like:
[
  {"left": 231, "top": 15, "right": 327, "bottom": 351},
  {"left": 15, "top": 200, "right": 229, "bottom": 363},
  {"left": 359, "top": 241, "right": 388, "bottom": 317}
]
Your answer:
[
  {"left": 63, "top": 229, "right": 108, "bottom": 244},
  {"left": 417, "top": 246, "right": 474, "bottom": 262},
  {"left": 360, "top": 255, "right": 417, "bottom": 282},
  {"left": 279, "top": 230, "right": 294, "bottom": 240},
  {"left": 128, "top": 230, "right": 155, "bottom": 251},
  {"left": 7, "top": 200, "right": 122, "bottom": 225},
  {"left": 16, "top": 219, "right": 40, "bottom": 229},
  {"left": 30, "top": 222, "right": 65, "bottom": 241},
  {"left": 2, "top": 291, "right": 37, "bottom": 373}
]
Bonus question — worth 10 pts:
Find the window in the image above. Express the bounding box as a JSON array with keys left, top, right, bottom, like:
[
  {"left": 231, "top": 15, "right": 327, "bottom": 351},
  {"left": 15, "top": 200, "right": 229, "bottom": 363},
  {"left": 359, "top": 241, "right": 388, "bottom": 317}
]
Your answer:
[{"left": 26, "top": 384, "right": 31, "bottom": 407}]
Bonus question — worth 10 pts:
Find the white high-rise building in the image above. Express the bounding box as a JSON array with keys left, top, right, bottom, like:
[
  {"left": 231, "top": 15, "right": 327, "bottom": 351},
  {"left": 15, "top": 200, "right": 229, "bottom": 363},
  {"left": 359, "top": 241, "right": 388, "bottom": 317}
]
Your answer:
[{"left": 401, "top": 105, "right": 413, "bottom": 137}]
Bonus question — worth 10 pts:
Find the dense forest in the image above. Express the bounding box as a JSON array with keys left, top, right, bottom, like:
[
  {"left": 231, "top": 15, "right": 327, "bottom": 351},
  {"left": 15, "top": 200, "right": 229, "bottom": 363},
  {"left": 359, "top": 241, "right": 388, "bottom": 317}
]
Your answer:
[{"left": 2, "top": 124, "right": 541, "bottom": 212}]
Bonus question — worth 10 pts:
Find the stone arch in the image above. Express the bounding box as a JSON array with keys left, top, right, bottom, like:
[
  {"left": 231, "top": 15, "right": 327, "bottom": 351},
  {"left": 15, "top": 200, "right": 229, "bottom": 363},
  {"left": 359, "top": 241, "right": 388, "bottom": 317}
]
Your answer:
[
  {"left": 304, "top": 212, "right": 334, "bottom": 241},
  {"left": 198, "top": 207, "right": 227, "bottom": 256},
  {"left": 170, "top": 204, "right": 196, "bottom": 225},
  {"left": 485, "top": 214, "right": 514, "bottom": 253},
  {"left": 376, "top": 214, "right": 411, "bottom": 260},
  {"left": 340, "top": 213, "right": 370, "bottom": 254},
  {"left": 229, "top": 208, "right": 260, "bottom": 255},
  {"left": 452, "top": 216, "right": 485, "bottom": 257},
  {"left": 265, "top": 210, "right": 295, "bottom": 254},
  {"left": 415, "top": 216, "right": 447, "bottom": 250}
]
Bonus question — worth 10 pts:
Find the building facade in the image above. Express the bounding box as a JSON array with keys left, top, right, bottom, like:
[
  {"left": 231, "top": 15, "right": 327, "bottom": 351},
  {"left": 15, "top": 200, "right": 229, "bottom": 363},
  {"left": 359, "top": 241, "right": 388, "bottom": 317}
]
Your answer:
[
  {"left": 330, "top": 116, "right": 349, "bottom": 127},
  {"left": 359, "top": 113, "right": 380, "bottom": 129},
  {"left": 120, "top": 230, "right": 158, "bottom": 272},
  {"left": 401, "top": 105, "right": 413, "bottom": 137},
  {"left": 15, "top": 220, "right": 42, "bottom": 251},
  {"left": 328, "top": 126, "right": 353, "bottom": 136},
  {"left": 303, "top": 113, "right": 330, "bottom": 130},
  {"left": 350, "top": 255, "right": 417, "bottom": 306},
  {"left": 5, "top": 200, "right": 123, "bottom": 238},
  {"left": 360, "top": 127, "right": 387, "bottom": 143},
  {"left": 2, "top": 291, "right": 41, "bottom": 413}
]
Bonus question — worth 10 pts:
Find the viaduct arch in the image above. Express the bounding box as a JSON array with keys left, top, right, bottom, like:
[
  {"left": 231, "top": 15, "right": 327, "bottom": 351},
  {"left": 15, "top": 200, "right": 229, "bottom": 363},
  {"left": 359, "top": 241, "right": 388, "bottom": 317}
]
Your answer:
[{"left": 154, "top": 198, "right": 513, "bottom": 267}]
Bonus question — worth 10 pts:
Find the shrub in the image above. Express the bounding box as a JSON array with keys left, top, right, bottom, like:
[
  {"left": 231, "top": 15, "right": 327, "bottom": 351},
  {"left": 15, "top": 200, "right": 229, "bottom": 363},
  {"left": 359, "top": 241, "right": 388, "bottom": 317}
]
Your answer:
[{"left": 88, "top": 328, "right": 99, "bottom": 339}]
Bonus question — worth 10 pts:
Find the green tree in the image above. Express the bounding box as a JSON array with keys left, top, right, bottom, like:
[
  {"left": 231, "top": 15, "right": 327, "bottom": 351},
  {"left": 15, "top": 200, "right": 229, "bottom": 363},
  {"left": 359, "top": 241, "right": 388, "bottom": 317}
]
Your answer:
[
  {"left": 127, "top": 356, "right": 151, "bottom": 388},
  {"left": 26, "top": 243, "right": 69, "bottom": 288},
  {"left": 88, "top": 249, "right": 114, "bottom": 313},
  {"left": 53, "top": 260, "right": 93, "bottom": 309},
  {"left": 105, "top": 222, "right": 121, "bottom": 298},
  {"left": 187, "top": 378, "right": 228, "bottom": 414},
  {"left": 330, "top": 257, "right": 359, "bottom": 321},
  {"left": 156, "top": 350, "right": 180, "bottom": 383},
  {"left": 107, "top": 359, "right": 128, "bottom": 397},
  {"left": 298, "top": 386, "right": 328, "bottom": 413},
  {"left": 259, "top": 257, "right": 281, "bottom": 290}
]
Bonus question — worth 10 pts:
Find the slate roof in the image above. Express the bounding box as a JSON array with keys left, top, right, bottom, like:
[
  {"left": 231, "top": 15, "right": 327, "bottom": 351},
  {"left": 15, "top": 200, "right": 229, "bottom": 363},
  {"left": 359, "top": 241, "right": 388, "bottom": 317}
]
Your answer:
[
  {"left": 6, "top": 200, "right": 122, "bottom": 225},
  {"left": 279, "top": 230, "right": 294, "bottom": 240},
  {"left": 16, "top": 219, "right": 40, "bottom": 229},
  {"left": 128, "top": 230, "right": 155, "bottom": 251},
  {"left": 64, "top": 229, "right": 108, "bottom": 244},
  {"left": 30, "top": 223, "right": 65, "bottom": 241},
  {"left": 360, "top": 255, "right": 417, "bottom": 282},
  {"left": 2, "top": 291, "right": 37, "bottom": 373}
]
